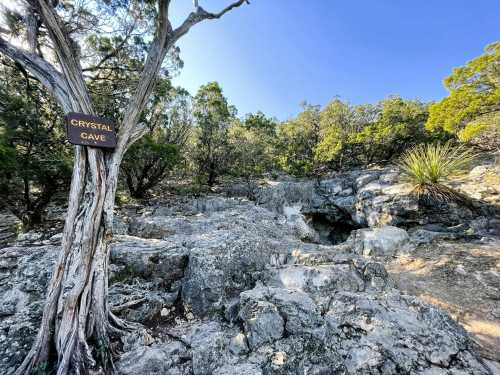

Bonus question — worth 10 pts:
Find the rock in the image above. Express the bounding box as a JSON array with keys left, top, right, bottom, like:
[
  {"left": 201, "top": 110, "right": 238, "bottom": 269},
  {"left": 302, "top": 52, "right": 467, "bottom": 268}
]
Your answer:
[
  {"left": 229, "top": 333, "right": 249, "bottom": 355},
  {"left": 113, "top": 215, "right": 130, "bottom": 235},
  {"left": 282, "top": 204, "right": 320, "bottom": 242},
  {"left": 254, "top": 166, "right": 497, "bottom": 232},
  {"left": 129, "top": 216, "right": 195, "bottom": 239},
  {"left": 179, "top": 206, "right": 291, "bottom": 317},
  {"left": 234, "top": 283, "right": 489, "bottom": 374},
  {"left": 0, "top": 192, "right": 493, "bottom": 374},
  {"left": 16, "top": 231, "right": 43, "bottom": 244},
  {"left": 110, "top": 235, "right": 188, "bottom": 283},
  {"left": 349, "top": 226, "right": 411, "bottom": 257},
  {"left": 189, "top": 322, "right": 235, "bottom": 375},
  {"left": 409, "top": 228, "right": 459, "bottom": 244},
  {"left": 117, "top": 341, "right": 189, "bottom": 375},
  {"left": 469, "top": 165, "right": 489, "bottom": 179},
  {"left": 0, "top": 245, "right": 59, "bottom": 372},
  {"left": 0, "top": 211, "right": 20, "bottom": 248},
  {"left": 213, "top": 363, "right": 262, "bottom": 375},
  {"left": 239, "top": 292, "right": 285, "bottom": 349},
  {"left": 475, "top": 270, "right": 500, "bottom": 299}
]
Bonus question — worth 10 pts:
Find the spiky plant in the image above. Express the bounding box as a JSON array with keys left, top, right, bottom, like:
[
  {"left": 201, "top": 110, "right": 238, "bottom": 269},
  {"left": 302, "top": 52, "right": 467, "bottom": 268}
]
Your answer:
[{"left": 399, "top": 142, "right": 476, "bottom": 202}]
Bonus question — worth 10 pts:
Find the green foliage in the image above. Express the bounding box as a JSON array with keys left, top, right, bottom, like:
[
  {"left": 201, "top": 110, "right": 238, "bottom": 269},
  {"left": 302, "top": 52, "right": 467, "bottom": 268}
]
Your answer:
[
  {"left": 229, "top": 112, "right": 278, "bottom": 181},
  {"left": 281, "top": 97, "right": 430, "bottom": 174},
  {"left": 347, "top": 97, "right": 429, "bottom": 165},
  {"left": 0, "top": 61, "right": 72, "bottom": 228},
  {"left": 399, "top": 142, "right": 475, "bottom": 186},
  {"left": 192, "top": 82, "right": 235, "bottom": 186},
  {"left": 122, "top": 131, "right": 181, "bottom": 198},
  {"left": 314, "top": 99, "right": 357, "bottom": 165},
  {"left": 277, "top": 104, "right": 321, "bottom": 176},
  {"left": 426, "top": 42, "right": 499, "bottom": 145}
]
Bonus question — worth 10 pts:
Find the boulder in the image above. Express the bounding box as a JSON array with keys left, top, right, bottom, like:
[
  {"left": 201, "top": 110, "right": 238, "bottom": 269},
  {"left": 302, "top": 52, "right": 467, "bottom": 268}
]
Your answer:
[{"left": 348, "top": 226, "right": 411, "bottom": 257}]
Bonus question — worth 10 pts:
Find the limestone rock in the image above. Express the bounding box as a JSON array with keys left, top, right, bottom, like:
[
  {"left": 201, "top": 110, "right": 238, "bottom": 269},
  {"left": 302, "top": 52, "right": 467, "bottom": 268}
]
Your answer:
[
  {"left": 349, "top": 225, "right": 411, "bottom": 257},
  {"left": 0, "top": 191, "right": 493, "bottom": 374}
]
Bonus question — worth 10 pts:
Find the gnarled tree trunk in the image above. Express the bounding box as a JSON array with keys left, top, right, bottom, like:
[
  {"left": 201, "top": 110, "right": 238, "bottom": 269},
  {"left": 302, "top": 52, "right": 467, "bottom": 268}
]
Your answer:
[{"left": 14, "top": 146, "right": 125, "bottom": 374}]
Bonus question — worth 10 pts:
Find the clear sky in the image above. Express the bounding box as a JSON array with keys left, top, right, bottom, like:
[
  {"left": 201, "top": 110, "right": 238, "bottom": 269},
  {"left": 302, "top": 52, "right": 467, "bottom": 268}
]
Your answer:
[{"left": 170, "top": 0, "right": 499, "bottom": 120}]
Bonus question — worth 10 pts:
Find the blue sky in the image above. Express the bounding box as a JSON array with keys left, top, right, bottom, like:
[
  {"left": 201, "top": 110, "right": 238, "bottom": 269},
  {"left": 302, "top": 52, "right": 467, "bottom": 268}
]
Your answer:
[{"left": 170, "top": 1, "right": 499, "bottom": 120}]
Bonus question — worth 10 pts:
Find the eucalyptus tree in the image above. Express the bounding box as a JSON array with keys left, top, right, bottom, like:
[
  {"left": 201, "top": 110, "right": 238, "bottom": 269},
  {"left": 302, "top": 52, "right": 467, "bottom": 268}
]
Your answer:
[{"left": 0, "top": 0, "right": 249, "bottom": 374}]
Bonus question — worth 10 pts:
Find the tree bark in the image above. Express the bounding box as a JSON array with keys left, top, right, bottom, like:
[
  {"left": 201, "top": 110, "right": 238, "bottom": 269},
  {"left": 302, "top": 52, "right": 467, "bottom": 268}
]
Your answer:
[{"left": 0, "top": 1, "right": 249, "bottom": 373}]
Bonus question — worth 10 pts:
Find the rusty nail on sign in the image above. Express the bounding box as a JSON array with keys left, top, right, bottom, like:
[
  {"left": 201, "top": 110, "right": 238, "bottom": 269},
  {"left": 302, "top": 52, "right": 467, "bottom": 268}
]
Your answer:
[{"left": 65, "top": 112, "right": 117, "bottom": 148}]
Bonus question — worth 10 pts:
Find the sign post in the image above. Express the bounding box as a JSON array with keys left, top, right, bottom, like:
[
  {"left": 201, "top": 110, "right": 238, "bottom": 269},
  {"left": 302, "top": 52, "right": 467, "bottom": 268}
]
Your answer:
[{"left": 65, "top": 112, "right": 117, "bottom": 148}]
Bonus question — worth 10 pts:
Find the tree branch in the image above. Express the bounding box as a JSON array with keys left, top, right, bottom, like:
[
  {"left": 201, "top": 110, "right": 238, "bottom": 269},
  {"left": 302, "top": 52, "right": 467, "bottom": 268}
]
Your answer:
[
  {"left": 116, "top": 0, "right": 172, "bottom": 149},
  {"left": 0, "top": 36, "right": 72, "bottom": 112},
  {"left": 174, "top": 0, "right": 249, "bottom": 40},
  {"left": 127, "top": 122, "right": 150, "bottom": 149},
  {"left": 34, "top": 0, "right": 93, "bottom": 113},
  {"left": 25, "top": 5, "right": 40, "bottom": 54},
  {"left": 82, "top": 25, "right": 135, "bottom": 73}
]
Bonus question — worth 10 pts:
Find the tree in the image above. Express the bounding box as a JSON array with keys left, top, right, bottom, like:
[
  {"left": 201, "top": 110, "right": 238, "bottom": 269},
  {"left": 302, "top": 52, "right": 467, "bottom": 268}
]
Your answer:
[
  {"left": 314, "top": 99, "right": 361, "bottom": 169},
  {"left": 229, "top": 112, "right": 278, "bottom": 195},
  {"left": 348, "top": 97, "right": 429, "bottom": 164},
  {"left": 426, "top": 42, "right": 499, "bottom": 149},
  {"left": 121, "top": 87, "right": 192, "bottom": 198},
  {"left": 122, "top": 132, "right": 180, "bottom": 198},
  {"left": 193, "top": 82, "right": 235, "bottom": 186},
  {"left": 0, "top": 1, "right": 249, "bottom": 373},
  {"left": 277, "top": 103, "right": 321, "bottom": 176},
  {"left": 0, "top": 60, "right": 72, "bottom": 228},
  {"left": 314, "top": 97, "right": 429, "bottom": 169}
]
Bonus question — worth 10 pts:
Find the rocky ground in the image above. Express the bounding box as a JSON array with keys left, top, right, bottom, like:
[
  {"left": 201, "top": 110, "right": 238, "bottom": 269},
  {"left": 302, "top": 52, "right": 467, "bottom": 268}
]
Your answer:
[{"left": 0, "top": 158, "right": 499, "bottom": 374}]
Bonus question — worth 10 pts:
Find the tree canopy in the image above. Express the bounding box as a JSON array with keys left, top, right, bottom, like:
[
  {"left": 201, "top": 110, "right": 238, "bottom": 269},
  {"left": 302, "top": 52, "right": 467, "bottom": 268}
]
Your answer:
[{"left": 426, "top": 42, "right": 499, "bottom": 148}]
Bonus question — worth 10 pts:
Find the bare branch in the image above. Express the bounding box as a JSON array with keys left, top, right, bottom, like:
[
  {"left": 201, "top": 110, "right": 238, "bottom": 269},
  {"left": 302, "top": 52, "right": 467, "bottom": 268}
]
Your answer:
[
  {"left": 0, "top": 36, "right": 72, "bottom": 112},
  {"left": 174, "top": 0, "right": 249, "bottom": 40}
]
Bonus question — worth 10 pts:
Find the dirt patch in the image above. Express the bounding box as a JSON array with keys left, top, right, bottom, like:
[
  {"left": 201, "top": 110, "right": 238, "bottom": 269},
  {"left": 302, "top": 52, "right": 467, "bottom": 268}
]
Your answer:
[{"left": 386, "top": 239, "right": 500, "bottom": 361}]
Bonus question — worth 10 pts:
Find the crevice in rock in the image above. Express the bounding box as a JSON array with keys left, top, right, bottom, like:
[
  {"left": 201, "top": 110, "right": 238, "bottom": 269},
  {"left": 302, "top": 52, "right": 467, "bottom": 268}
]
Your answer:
[{"left": 305, "top": 212, "right": 362, "bottom": 245}]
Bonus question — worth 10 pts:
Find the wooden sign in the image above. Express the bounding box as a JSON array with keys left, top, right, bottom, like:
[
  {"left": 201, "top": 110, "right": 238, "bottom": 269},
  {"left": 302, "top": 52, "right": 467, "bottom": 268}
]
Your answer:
[{"left": 65, "top": 112, "right": 117, "bottom": 148}]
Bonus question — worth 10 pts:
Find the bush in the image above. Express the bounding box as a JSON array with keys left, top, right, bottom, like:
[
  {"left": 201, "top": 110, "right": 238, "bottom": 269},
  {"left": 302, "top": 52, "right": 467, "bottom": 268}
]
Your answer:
[
  {"left": 399, "top": 142, "right": 476, "bottom": 201},
  {"left": 0, "top": 61, "right": 72, "bottom": 229},
  {"left": 122, "top": 134, "right": 181, "bottom": 198}
]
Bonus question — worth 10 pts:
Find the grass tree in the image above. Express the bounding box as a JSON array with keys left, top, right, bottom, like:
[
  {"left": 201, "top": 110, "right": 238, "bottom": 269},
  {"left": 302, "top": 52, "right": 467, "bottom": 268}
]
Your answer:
[{"left": 0, "top": 0, "right": 248, "bottom": 374}]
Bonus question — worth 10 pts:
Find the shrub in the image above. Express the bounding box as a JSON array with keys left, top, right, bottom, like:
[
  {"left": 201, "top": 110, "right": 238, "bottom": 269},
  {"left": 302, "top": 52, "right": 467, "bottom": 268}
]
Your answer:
[
  {"left": 0, "top": 62, "right": 72, "bottom": 229},
  {"left": 122, "top": 134, "right": 181, "bottom": 199},
  {"left": 399, "top": 142, "right": 476, "bottom": 201}
]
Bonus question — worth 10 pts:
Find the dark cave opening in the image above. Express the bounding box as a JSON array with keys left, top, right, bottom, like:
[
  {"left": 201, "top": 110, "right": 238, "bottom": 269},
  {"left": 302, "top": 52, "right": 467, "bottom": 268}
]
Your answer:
[{"left": 305, "top": 212, "right": 361, "bottom": 245}]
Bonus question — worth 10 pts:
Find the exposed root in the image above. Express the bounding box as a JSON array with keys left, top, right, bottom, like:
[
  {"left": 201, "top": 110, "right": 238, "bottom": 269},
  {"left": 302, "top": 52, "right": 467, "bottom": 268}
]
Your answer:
[{"left": 412, "top": 183, "right": 477, "bottom": 210}]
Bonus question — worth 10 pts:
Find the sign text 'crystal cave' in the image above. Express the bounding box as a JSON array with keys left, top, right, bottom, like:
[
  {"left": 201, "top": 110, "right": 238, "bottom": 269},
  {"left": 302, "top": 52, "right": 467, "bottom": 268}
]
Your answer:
[{"left": 65, "top": 112, "right": 117, "bottom": 148}]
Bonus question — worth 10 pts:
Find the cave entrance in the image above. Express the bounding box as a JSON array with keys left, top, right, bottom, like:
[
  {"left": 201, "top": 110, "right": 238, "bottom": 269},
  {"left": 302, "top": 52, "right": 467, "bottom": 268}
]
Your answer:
[{"left": 305, "top": 212, "right": 361, "bottom": 245}]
